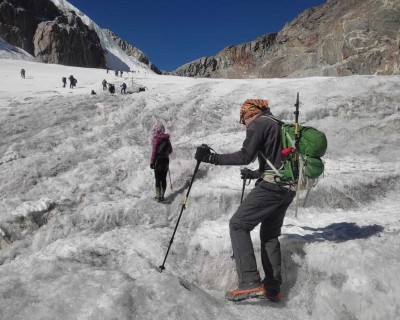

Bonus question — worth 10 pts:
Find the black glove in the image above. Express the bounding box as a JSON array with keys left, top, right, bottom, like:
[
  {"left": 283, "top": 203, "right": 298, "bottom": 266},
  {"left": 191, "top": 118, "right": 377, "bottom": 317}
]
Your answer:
[
  {"left": 150, "top": 163, "right": 155, "bottom": 169},
  {"left": 240, "top": 168, "right": 261, "bottom": 180},
  {"left": 195, "top": 144, "right": 218, "bottom": 164}
]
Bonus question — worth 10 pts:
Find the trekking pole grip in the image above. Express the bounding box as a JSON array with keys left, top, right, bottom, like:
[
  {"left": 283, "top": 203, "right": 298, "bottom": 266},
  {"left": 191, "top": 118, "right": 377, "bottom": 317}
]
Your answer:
[{"left": 240, "top": 171, "right": 250, "bottom": 204}]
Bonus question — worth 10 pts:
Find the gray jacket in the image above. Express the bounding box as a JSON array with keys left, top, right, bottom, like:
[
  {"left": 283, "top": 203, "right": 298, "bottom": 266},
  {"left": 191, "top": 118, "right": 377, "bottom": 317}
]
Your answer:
[{"left": 214, "top": 111, "right": 283, "bottom": 171}]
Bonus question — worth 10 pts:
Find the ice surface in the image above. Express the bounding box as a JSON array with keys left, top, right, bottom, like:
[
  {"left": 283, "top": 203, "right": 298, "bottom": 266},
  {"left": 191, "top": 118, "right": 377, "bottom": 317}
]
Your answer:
[{"left": 0, "top": 49, "right": 399, "bottom": 320}]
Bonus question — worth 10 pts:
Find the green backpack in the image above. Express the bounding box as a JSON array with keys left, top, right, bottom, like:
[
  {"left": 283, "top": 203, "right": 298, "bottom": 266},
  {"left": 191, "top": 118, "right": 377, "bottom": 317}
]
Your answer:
[
  {"left": 280, "top": 124, "right": 327, "bottom": 187},
  {"left": 262, "top": 118, "right": 327, "bottom": 190}
]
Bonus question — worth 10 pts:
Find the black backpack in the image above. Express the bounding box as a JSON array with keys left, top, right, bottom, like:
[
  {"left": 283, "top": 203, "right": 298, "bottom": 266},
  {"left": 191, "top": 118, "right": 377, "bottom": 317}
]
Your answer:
[{"left": 156, "top": 139, "right": 171, "bottom": 156}]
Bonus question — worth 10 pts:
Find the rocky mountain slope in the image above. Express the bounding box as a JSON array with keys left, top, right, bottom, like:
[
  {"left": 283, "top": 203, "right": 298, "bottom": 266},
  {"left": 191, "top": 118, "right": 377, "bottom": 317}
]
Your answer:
[
  {"left": 0, "top": 0, "right": 105, "bottom": 68},
  {"left": 173, "top": 0, "right": 400, "bottom": 78},
  {"left": 102, "top": 29, "right": 161, "bottom": 74},
  {"left": 0, "top": 0, "right": 156, "bottom": 73}
]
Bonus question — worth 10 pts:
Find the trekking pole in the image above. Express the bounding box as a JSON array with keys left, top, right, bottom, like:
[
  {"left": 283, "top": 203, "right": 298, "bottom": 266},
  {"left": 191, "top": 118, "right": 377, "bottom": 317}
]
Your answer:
[
  {"left": 293, "top": 92, "right": 300, "bottom": 175},
  {"left": 302, "top": 189, "right": 311, "bottom": 208},
  {"left": 241, "top": 177, "right": 247, "bottom": 204},
  {"left": 168, "top": 169, "right": 173, "bottom": 191},
  {"left": 293, "top": 93, "right": 301, "bottom": 218},
  {"left": 158, "top": 160, "right": 201, "bottom": 272},
  {"left": 240, "top": 170, "right": 250, "bottom": 203}
]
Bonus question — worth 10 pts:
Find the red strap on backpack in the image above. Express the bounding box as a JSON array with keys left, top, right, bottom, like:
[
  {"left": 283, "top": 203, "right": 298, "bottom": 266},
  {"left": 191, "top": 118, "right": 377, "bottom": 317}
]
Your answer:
[{"left": 281, "top": 147, "right": 294, "bottom": 160}]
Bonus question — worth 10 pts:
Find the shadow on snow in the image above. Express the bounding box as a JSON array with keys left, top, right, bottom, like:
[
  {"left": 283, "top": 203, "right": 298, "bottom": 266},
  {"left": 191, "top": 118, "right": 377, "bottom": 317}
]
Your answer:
[{"left": 300, "top": 222, "right": 384, "bottom": 243}]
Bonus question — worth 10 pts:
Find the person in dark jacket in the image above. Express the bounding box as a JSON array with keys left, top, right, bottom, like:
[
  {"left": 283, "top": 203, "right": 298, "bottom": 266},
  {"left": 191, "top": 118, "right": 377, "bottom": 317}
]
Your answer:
[
  {"left": 62, "top": 77, "right": 67, "bottom": 87},
  {"left": 150, "top": 122, "right": 173, "bottom": 202},
  {"left": 21, "top": 69, "right": 25, "bottom": 78},
  {"left": 195, "top": 99, "right": 295, "bottom": 302},
  {"left": 120, "top": 82, "right": 127, "bottom": 94},
  {"left": 108, "top": 83, "right": 115, "bottom": 94},
  {"left": 102, "top": 79, "right": 107, "bottom": 90},
  {"left": 69, "top": 75, "right": 76, "bottom": 88}
]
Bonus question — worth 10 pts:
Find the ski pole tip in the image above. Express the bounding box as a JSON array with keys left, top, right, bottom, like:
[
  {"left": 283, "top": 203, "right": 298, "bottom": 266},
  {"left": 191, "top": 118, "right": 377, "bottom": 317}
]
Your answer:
[{"left": 157, "top": 265, "right": 165, "bottom": 273}]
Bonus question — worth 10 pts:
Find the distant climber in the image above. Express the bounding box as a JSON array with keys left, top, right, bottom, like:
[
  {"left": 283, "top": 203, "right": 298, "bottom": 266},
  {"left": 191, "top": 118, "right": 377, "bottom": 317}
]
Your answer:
[
  {"left": 62, "top": 77, "right": 67, "bottom": 88},
  {"left": 20, "top": 69, "right": 25, "bottom": 79},
  {"left": 108, "top": 83, "right": 115, "bottom": 94},
  {"left": 120, "top": 82, "right": 127, "bottom": 94},
  {"left": 69, "top": 75, "right": 77, "bottom": 88},
  {"left": 102, "top": 79, "right": 107, "bottom": 91}
]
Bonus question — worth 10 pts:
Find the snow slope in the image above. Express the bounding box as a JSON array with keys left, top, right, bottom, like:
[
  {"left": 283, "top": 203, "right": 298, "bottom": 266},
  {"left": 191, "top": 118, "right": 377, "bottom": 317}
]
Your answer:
[
  {"left": 0, "top": 37, "right": 35, "bottom": 61},
  {"left": 0, "top": 56, "right": 399, "bottom": 320}
]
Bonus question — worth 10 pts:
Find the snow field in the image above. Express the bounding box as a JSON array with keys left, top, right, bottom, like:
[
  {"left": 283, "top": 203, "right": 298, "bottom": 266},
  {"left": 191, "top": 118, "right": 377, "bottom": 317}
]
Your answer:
[{"left": 0, "top": 58, "right": 399, "bottom": 319}]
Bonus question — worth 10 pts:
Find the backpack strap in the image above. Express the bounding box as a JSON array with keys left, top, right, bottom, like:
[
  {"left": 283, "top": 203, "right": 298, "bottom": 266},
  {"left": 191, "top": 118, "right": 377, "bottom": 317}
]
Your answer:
[
  {"left": 260, "top": 115, "right": 285, "bottom": 125},
  {"left": 263, "top": 116, "right": 297, "bottom": 150},
  {"left": 258, "top": 151, "right": 282, "bottom": 177},
  {"left": 284, "top": 130, "right": 296, "bottom": 148},
  {"left": 156, "top": 139, "right": 171, "bottom": 156},
  {"left": 258, "top": 115, "right": 284, "bottom": 177}
]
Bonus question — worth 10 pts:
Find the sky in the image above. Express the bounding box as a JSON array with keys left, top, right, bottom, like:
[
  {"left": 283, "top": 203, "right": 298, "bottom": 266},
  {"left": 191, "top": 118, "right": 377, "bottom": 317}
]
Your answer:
[
  {"left": 66, "top": 0, "right": 327, "bottom": 71},
  {"left": 1, "top": 43, "right": 400, "bottom": 319}
]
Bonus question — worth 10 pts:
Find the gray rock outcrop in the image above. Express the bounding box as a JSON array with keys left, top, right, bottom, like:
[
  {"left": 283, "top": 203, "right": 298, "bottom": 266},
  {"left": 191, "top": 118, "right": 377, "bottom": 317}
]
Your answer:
[
  {"left": 0, "top": 0, "right": 61, "bottom": 54},
  {"left": 174, "top": 0, "right": 400, "bottom": 78},
  {"left": 0, "top": 0, "right": 105, "bottom": 68}
]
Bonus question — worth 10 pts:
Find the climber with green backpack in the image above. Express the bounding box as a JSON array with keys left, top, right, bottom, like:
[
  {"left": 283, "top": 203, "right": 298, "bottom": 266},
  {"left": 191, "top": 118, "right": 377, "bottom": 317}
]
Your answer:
[
  {"left": 194, "top": 95, "right": 327, "bottom": 302},
  {"left": 260, "top": 93, "right": 327, "bottom": 215}
]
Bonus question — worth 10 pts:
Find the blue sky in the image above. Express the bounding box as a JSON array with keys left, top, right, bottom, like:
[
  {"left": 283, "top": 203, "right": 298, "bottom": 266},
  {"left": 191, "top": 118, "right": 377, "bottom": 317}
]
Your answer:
[{"left": 67, "top": 0, "right": 326, "bottom": 71}]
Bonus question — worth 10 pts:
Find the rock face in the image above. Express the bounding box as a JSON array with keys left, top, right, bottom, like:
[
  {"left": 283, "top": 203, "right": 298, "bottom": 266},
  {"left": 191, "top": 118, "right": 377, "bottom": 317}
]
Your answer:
[
  {"left": 0, "top": 0, "right": 105, "bottom": 68},
  {"left": 33, "top": 13, "right": 105, "bottom": 67},
  {"left": 174, "top": 0, "right": 400, "bottom": 78},
  {"left": 176, "top": 33, "right": 277, "bottom": 78},
  {"left": 103, "top": 29, "right": 161, "bottom": 74},
  {"left": 0, "top": 0, "right": 60, "bottom": 54}
]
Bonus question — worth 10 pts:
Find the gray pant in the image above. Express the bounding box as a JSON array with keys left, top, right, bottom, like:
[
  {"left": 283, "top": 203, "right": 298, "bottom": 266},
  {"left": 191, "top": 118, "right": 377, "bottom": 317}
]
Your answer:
[{"left": 229, "top": 180, "right": 295, "bottom": 293}]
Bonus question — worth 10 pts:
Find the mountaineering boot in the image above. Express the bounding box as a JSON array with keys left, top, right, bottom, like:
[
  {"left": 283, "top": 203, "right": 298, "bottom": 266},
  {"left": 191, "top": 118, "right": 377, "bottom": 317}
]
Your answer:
[
  {"left": 265, "top": 291, "right": 284, "bottom": 302},
  {"left": 154, "top": 187, "right": 161, "bottom": 201},
  {"left": 159, "top": 187, "right": 165, "bottom": 202},
  {"left": 225, "top": 282, "right": 266, "bottom": 302},
  {"left": 262, "top": 283, "right": 284, "bottom": 302}
]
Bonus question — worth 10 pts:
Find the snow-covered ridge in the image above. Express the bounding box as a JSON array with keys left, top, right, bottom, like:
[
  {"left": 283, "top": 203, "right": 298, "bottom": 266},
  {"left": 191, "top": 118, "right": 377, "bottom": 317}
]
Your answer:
[
  {"left": 0, "top": 37, "right": 35, "bottom": 60},
  {"left": 49, "top": 0, "right": 152, "bottom": 72}
]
